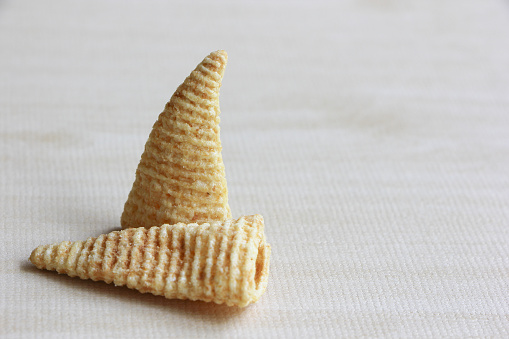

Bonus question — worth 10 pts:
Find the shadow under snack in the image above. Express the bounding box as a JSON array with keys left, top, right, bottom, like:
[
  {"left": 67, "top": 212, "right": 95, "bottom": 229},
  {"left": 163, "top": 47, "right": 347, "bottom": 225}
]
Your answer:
[{"left": 20, "top": 260, "right": 247, "bottom": 323}]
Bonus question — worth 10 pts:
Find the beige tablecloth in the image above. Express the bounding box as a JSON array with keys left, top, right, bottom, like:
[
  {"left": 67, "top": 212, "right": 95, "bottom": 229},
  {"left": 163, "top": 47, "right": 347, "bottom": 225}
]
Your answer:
[{"left": 2, "top": 0, "right": 509, "bottom": 337}]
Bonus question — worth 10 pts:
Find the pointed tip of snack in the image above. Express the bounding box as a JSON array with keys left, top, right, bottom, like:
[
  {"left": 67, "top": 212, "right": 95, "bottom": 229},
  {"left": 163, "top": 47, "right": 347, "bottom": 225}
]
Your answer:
[
  {"left": 209, "top": 50, "right": 227, "bottom": 62},
  {"left": 28, "top": 248, "right": 36, "bottom": 265},
  {"left": 200, "top": 50, "right": 228, "bottom": 77},
  {"left": 29, "top": 244, "right": 46, "bottom": 269}
]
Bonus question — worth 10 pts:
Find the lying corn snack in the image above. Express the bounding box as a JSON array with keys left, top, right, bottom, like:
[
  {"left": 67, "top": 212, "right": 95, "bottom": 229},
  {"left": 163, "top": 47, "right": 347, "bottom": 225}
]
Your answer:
[
  {"left": 30, "top": 215, "right": 270, "bottom": 307},
  {"left": 121, "top": 50, "right": 231, "bottom": 229}
]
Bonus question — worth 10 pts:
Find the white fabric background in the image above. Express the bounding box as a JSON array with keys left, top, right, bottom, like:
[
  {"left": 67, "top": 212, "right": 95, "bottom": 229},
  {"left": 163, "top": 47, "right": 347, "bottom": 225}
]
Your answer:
[{"left": 1, "top": 0, "right": 509, "bottom": 337}]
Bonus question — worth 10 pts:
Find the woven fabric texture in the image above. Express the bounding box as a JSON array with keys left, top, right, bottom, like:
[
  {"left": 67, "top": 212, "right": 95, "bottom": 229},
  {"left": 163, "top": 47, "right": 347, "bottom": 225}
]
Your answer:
[{"left": 1, "top": 0, "right": 508, "bottom": 337}]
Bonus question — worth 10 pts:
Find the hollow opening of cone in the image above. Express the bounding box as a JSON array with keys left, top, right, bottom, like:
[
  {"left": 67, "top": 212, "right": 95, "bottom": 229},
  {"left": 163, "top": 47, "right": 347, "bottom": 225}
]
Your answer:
[{"left": 254, "top": 241, "right": 270, "bottom": 295}]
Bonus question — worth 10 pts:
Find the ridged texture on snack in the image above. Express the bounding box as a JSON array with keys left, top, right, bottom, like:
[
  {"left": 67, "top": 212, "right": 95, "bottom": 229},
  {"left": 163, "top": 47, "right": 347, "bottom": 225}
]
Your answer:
[
  {"left": 29, "top": 215, "right": 270, "bottom": 307},
  {"left": 121, "top": 50, "right": 231, "bottom": 229}
]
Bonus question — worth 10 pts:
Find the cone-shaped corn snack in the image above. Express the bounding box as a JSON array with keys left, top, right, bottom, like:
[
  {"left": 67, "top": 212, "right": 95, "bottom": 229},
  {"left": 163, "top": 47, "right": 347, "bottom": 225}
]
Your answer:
[
  {"left": 30, "top": 215, "right": 270, "bottom": 307},
  {"left": 121, "top": 50, "right": 231, "bottom": 229}
]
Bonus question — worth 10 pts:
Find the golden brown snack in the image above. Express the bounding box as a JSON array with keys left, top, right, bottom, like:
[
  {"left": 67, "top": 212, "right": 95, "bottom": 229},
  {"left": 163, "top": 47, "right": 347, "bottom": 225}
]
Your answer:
[
  {"left": 121, "top": 50, "right": 231, "bottom": 229},
  {"left": 29, "top": 215, "right": 270, "bottom": 307}
]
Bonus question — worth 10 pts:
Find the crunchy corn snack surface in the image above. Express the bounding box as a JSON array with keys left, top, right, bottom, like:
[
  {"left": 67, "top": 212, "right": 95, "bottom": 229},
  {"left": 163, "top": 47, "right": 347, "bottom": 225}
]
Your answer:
[
  {"left": 121, "top": 50, "right": 231, "bottom": 229},
  {"left": 30, "top": 215, "right": 270, "bottom": 307}
]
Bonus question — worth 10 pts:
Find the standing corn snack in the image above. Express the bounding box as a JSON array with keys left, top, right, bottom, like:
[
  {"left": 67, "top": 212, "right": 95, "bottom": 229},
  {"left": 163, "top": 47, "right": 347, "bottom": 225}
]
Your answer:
[
  {"left": 29, "top": 215, "right": 270, "bottom": 307},
  {"left": 121, "top": 50, "right": 231, "bottom": 229}
]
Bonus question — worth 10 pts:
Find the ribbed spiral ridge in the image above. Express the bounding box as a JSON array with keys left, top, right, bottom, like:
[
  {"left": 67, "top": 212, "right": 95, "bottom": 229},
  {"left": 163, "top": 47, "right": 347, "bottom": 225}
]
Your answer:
[
  {"left": 30, "top": 215, "right": 271, "bottom": 307},
  {"left": 121, "top": 50, "right": 231, "bottom": 229}
]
